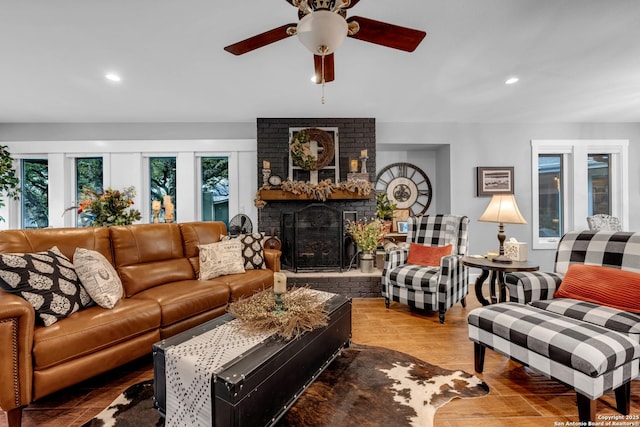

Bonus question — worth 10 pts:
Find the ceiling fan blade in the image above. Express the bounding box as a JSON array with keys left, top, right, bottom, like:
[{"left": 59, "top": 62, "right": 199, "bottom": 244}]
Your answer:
[
  {"left": 224, "top": 24, "right": 297, "bottom": 55},
  {"left": 314, "top": 53, "right": 335, "bottom": 83},
  {"left": 347, "top": 16, "right": 426, "bottom": 52}
]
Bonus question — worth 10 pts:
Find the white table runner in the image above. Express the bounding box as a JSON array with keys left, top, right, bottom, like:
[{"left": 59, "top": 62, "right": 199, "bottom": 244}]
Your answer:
[{"left": 164, "top": 289, "right": 335, "bottom": 427}]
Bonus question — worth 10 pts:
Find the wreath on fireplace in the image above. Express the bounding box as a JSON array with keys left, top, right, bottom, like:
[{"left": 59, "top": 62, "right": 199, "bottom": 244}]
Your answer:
[{"left": 289, "top": 128, "right": 335, "bottom": 171}]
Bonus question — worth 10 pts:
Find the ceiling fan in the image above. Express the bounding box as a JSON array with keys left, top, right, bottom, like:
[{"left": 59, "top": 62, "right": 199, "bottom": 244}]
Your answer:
[{"left": 224, "top": 0, "right": 426, "bottom": 89}]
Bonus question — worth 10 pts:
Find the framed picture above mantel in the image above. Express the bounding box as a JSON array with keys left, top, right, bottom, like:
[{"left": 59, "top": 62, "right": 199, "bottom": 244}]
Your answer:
[
  {"left": 288, "top": 127, "right": 339, "bottom": 184},
  {"left": 476, "top": 166, "right": 514, "bottom": 196}
]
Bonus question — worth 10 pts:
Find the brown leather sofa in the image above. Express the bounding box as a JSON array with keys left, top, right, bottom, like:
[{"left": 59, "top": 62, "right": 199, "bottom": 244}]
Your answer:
[{"left": 0, "top": 222, "right": 281, "bottom": 427}]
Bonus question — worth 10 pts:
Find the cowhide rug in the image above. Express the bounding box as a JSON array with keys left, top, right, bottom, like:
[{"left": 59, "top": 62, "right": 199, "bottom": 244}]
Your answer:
[{"left": 83, "top": 344, "right": 489, "bottom": 427}]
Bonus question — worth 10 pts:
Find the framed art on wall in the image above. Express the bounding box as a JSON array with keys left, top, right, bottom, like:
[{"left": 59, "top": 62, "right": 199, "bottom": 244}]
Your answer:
[
  {"left": 391, "top": 208, "right": 410, "bottom": 232},
  {"left": 476, "top": 167, "right": 514, "bottom": 196}
]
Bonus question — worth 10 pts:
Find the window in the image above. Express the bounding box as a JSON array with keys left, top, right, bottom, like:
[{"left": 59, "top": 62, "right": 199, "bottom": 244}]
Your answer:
[
  {"left": 21, "top": 159, "right": 49, "bottom": 229},
  {"left": 537, "top": 154, "right": 564, "bottom": 240},
  {"left": 588, "top": 154, "right": 610, "bottom": 216},
  {"left": 532, "top": 140, "right": 628, "bottom": 249},
  {"left": 76, "top": 157, "right": 103, "bottom": 227},
  {"left": 201, "top": 157, "right": 229, "bottom": 225},
  {"left": 150, "top": 157, "right": 177, "bottom": 222}
]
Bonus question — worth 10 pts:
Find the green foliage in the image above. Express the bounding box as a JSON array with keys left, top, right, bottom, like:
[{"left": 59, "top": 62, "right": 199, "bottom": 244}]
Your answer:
[
  {"left": 202, "top": 157, "right": 229, "bottom": 194},
  {"left": 0, "top": 145, "right": 21, "bottom": 222},
  {"left": 22, "top": 159, "right": 48, "bottom": 228},
  {"left": 290, "top": 130, "right": 317, "bottom": 170},
  {"left": 150, "top": 157, "right": 176, "bottom": 211},
  {"left": 376, "top": 192, "right": 396, "bottom": 220}
]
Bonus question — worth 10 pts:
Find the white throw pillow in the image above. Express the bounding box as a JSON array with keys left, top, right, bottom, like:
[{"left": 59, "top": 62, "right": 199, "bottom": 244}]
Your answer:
[
  {"left": 73, "top": 248, "right": 123, "bottom": 309},
  {"left": 199, "top": 240, "right": 245, "bottom": 280}
]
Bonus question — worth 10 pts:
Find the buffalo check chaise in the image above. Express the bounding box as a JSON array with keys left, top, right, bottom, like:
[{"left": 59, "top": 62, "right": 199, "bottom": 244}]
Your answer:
[
  {"left": 382, "top": 214, "right": 469, "bottom": 323},
  {"left": 468, "top": 230, "right": 640, "bottom": 422}
]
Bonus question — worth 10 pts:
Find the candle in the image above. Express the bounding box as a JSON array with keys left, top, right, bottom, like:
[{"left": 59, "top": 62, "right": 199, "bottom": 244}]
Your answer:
[
  {"left": 273, "top": 272, "right": 287, "bottom": 294},
  {"left": 152, "top": 200, "right": 161, "bottom": 211},
  {"left": 360, "top": 149, "right": 367, "bottom": 157},
  {"left": 165, "top": 203, "right": 174, "bottom": 221},
  {"left": 350, "top": 159, "right": 358, "bottom": 172},
  {"left": 163, "top": 194, "right": 172, "bottom": 207},
  {"left": 263, "top": 160, "right": 270, "bottom": 169}
]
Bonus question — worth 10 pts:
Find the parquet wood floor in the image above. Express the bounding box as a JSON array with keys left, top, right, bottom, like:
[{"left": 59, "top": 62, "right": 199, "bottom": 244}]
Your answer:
[{"left": 2, "top": 297, "right": 639, "bottom": 426}]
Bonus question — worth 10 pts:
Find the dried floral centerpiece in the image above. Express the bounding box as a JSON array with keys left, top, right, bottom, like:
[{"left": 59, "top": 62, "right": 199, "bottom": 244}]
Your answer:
[
  {"left": 75, "top": 186, "right": 141, "bottom": 226},
  {"left": 228, "top": 287, "right": 329, "bottom": 341}
]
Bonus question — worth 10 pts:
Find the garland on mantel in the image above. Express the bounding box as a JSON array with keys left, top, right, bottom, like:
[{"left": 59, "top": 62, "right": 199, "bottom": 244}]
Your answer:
[{"left": 254, "top": 179, "right": 374, "bottom": 208}]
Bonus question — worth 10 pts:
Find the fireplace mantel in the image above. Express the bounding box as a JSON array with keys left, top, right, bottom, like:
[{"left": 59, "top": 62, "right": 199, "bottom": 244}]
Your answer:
[{"left": 259, "top": 189, "right": 372, "bottom": 201}]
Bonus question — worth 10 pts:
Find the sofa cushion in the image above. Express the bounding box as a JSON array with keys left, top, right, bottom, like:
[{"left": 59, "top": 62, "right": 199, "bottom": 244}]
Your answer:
[
  {"left": 32, "top": 297, "right": 161, "bottom": 370},
  {"left": 554, "top": 264, "right": 640, "bottom": 313},
  {"left": 132, "top": 279, "right": 230, "bottom": 327},
  {"left": 0, "top": 227, "right": 113, "bottom": 264},
  {"left": 388, "top": 264, "right": 440, "bottom": 292},
  {"left": 0, "top": 247, "right": 92, "bottom": 326},
  {"left": 110, "top": 223, "right": 195, "bottom": 297},
  {"left": 530, "top": 299, "right": 640, "bottom": 337},
  {"left": 406, "top": 243, "right": 452, "bottom": 267},
  {"left": 216, "top": 268, "right": 275, "bottom": 300},
  {"left": 199, "top": 240, "right": 245, "bottom": 280},
  {"left": 73, "top": 248, "right": 123, "bottom": 309}
]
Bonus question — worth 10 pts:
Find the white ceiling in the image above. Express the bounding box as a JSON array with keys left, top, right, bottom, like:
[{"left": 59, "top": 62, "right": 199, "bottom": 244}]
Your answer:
[{"left": 1, "top": 0, "right": 639, "bottom": 124}]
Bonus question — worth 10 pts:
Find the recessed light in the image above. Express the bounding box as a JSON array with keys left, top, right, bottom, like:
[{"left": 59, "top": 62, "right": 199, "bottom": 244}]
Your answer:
[
  {"left": 105, "top": 73, "right": 121, "bottom": 82},
  {"left": 505, "top": 77, "right": 519, "bottom": 85}
]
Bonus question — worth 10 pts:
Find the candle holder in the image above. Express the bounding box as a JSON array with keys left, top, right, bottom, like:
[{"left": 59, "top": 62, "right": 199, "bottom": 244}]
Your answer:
[
  {"left": 359, "top": 155, "right": 368, "bottom": 174},
  {"left": 273, "top": 291, "right": 284, "bottom": 314},
  {"left": 262, "top": 168, "right": 271, "bottom": 186}
]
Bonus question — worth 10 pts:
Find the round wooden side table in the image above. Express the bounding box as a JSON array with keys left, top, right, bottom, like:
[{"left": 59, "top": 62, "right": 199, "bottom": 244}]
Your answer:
[{"left": 461, "top": 256, "right": 539, "bottom": 306}]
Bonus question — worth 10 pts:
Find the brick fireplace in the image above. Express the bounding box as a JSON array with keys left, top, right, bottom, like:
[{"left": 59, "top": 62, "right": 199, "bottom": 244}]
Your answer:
[{"left": 256, "top": 118, "right": 377, "bottom": 272}]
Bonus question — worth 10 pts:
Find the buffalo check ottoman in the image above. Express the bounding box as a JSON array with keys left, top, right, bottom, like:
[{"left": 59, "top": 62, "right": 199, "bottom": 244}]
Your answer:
[{"left": 468, "top": 302, "right": 640, "bottom": 423}]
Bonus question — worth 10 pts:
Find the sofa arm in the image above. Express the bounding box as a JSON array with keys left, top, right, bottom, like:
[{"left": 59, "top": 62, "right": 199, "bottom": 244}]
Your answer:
[
  {"left": 0, "top": 292, "right": 35, "bottom": 412},
  {"left": 504, "top": 271, "right": 564, "bottom": 304},
  {"left": 264, "top": 248, "right": 281, "bottom": 272}
]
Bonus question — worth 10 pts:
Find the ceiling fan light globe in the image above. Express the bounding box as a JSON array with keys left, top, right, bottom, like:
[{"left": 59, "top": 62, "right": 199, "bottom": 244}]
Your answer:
[{"left": 297, "top": 10, "right": 348, "bottom": 55}]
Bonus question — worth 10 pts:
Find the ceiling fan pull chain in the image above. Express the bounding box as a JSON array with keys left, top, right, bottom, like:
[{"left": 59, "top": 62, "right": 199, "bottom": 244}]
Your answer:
[{"left": 320, "top": 45, "right": 327, "bottom": 104}]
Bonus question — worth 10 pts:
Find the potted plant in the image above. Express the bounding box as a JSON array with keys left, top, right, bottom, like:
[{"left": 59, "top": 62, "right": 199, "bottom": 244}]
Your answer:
[
  {"left": 75, "top": 186, "right": 142, "bottom": 226},
  {"left": 346, "top": 218, "right": 386, "bottom": 273},
  {"left": 376, "top": 192, "right": 396, "bottom": 234},
  {"left": 0, "top": 145, "right": 20, "bottom": 222}
]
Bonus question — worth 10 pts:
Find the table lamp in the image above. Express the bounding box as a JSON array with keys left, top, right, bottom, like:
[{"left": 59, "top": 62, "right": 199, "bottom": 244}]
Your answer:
[{"left": 478, "top": 194, "right": 527, "bottom": 263}]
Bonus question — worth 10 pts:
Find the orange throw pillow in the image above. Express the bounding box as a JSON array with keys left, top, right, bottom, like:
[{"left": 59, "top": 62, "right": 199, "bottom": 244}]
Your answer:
[
  {"left": 406, "top": 243, "right": 453, "bottom": 267},
  {"left": 554, "top": 264, "right": 640, "bottom": 313}
]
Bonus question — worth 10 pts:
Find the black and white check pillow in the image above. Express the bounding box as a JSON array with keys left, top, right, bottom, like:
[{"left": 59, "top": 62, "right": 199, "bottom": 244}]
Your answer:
[
  {"left": 0, "top": 247, "right": 92, "bottom": 326},
  {"left": 222, "top": 233, "right": 266, "bottom": 270}
]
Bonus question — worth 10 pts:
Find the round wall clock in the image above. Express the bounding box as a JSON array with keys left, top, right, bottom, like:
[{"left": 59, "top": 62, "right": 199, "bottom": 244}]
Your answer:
[{"left": 375, "top": 162, "right": 433, "bottom": 215}]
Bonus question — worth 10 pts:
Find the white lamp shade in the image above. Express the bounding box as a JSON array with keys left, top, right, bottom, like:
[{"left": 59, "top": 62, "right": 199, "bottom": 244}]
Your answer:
[
  {"left": 297, "top": 10, "right": 348, "bottom": 55},
  {"left": 479, "top": 194, "right": 527, "bottom": 224}
]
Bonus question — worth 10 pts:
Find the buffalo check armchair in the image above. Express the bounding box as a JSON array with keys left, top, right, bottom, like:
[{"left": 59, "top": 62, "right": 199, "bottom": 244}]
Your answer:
[{"left": 382, "top": 214, "right": 470, "bottom": 323}]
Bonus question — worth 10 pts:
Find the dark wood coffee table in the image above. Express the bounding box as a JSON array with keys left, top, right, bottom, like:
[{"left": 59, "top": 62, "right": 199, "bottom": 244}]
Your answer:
[
  {"left": 153, "top": 291, "right": 351, "bottom": 426},
  {"left": 462, "top": 256, "right": 539, "bottom": 305}
]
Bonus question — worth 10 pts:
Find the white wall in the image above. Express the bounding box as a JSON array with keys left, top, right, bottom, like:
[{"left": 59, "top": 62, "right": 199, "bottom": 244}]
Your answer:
[{"left": 2, "top": 121, "right": 639, "bottom": 271}]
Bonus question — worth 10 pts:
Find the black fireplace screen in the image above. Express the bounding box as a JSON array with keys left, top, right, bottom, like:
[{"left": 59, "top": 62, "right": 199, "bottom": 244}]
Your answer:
[{"left": 282, "top": 204, "right": 343, "bottom": 272}]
